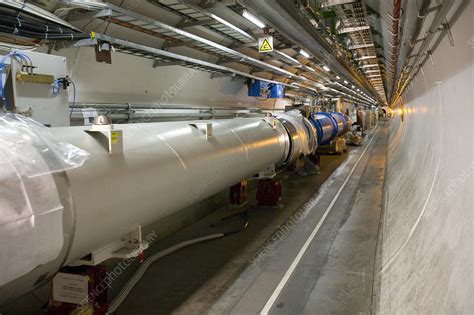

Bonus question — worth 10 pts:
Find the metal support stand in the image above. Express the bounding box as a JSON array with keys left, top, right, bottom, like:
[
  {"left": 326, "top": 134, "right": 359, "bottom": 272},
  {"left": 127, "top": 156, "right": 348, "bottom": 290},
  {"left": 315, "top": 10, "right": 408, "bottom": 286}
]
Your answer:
[
  {"left": 256, "top": 179, "right": 282, "bottom": 206},
  {"left": 49, "top": 265, "right": 108, "bottom": 315},
  {"left": 69, "top": 225, "right": 149, "bottom": 266},
  {"left": 230, "top": 180, "right": 248, "bottom": 206}
]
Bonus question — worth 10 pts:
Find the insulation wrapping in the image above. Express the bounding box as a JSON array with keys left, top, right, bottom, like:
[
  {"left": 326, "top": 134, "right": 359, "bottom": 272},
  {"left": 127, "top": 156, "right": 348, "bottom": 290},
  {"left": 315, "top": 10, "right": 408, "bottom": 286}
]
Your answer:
[{"left": 0, "top": 114, "right": 89, "bottom": 286}]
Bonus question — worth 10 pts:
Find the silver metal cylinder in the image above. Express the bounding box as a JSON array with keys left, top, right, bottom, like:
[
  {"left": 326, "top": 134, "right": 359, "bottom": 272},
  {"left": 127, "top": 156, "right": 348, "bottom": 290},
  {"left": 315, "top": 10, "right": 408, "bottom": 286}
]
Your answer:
[
  {"left": 62, "top": 117, "right": 290, "bottom": 262},
  {"left": 274, "top": 112, "right": 317, "bottom": 164},
  {"left": 0, "top": 117, "right": 291, "bottom": 304}
]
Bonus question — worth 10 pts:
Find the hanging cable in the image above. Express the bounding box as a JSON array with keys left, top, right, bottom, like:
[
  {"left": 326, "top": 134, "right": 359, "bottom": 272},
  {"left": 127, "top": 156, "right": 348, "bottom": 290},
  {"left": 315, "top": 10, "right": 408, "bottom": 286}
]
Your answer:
[{"left": 69, "top": 80, "right": 76, "bottom": 118}]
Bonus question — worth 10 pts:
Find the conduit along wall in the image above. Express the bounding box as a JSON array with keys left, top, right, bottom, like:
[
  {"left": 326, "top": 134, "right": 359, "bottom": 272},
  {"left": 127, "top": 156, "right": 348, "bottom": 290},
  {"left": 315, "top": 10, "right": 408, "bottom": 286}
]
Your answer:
[{"left": 0, "top": 109, "right": 350, "bottom": 304}]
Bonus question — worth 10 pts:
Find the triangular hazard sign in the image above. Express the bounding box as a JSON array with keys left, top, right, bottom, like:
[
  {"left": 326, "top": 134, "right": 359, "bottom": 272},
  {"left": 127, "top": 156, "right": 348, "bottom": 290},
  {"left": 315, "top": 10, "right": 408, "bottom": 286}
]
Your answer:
[{"left": 260, "top": 38, "right": 272, "bottom": 52}]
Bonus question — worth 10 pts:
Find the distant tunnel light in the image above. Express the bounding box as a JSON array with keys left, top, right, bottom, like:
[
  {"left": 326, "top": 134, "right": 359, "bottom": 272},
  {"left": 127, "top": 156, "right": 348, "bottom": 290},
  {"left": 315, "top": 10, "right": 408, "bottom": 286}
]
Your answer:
[
  {"left": 323, "top": 65, "right": 330, "bottom": 72},
  {"left": 336, "top": 75, "right": 341, "bottom": 80},
  {"left": 299, "top": 49, "right": 310, "bottom": 58},
  {"left": 344, "top": 80, "right": 349, "bottom": 84},
  {"left": 242, "top": 10, "right": 265, "bottom": 29}
]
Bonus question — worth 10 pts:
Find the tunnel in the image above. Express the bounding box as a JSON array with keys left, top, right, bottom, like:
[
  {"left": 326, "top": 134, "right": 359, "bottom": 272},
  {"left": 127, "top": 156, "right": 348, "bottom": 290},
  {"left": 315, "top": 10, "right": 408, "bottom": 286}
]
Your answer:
[{"left": 0, "top": 0, "right": 472, "bottom": 314}]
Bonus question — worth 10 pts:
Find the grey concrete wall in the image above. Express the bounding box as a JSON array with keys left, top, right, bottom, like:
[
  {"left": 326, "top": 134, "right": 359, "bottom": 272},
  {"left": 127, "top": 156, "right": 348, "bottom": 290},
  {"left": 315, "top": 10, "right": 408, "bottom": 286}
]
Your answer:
[{"left": 377, "top": 2, "right": 473, "bottom": 313}]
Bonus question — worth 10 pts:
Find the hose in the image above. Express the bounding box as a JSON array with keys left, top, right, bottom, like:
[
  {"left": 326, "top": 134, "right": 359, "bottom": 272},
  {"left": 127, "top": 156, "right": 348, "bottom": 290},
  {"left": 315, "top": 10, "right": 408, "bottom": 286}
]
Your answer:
[
  {"left": 108, "top": 233, "right": 224, "bottom": 313},
  {"left": 69, "top": 80, "right": 76, "bottom": 118},
  {"left": 108, "top": 213, "right": 249, "bottom": 313}
]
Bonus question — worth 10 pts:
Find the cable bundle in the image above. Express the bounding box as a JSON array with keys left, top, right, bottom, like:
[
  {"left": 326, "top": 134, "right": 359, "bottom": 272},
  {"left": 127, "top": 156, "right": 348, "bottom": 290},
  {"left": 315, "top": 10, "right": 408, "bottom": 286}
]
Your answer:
[{"left": 0, "top": 4, "right": 89, "bottom": 41}]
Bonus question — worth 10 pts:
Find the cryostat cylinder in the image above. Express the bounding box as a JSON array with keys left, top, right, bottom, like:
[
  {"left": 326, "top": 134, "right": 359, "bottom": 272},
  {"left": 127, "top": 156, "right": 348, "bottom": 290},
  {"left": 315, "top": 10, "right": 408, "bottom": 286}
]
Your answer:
[
  {"left": 310, "top": 112, "right": 338, "bottom": 144},
  {"left": 59, "top": 117, "right": 290, "bottom": 264},
  {"left": 309, "top": 112, "right": 351, "bottom": 145},
  {"left": 330, "top": 112, "right": 350, "bottom": 137},
  {"left": 0, "top": 117, "right": 290, "bottom": 304}
]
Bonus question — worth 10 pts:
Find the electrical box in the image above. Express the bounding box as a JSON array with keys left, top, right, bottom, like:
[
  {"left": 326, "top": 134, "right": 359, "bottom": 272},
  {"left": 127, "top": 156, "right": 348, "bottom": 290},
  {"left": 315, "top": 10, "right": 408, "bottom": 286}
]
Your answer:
[
  {"left": 269, "top": 83, "right": 284, "bottom": 98},
  {"left": 248, "top": 80, "right": 285, "bottom": 99},
  {"left": 3, "top": 50, "right": 70, "bottom": 126}
]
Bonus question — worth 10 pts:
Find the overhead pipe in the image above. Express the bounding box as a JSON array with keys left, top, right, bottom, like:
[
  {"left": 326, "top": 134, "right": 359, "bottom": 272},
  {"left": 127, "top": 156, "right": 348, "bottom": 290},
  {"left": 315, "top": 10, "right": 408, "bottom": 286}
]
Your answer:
[
  {"left": 238, "top": 0, "right": 379, "bottom": 100},
  {"left": 392, "top": 0, "right": 456, "bottom": 105},
  {"left": 388, "top": 0, "right": 402, "bottom": 102}
]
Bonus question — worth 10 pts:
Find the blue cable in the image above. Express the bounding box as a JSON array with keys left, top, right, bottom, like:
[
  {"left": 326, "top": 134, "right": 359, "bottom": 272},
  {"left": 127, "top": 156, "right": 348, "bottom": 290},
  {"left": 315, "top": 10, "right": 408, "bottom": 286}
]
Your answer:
[
  {"left": 52, "top": 79, "right": 61, "bottom": 96},
  {"left": 52, "top": 78, "right": 76, "bottom": 118},
  {"left": 69, "top": 80, "right": 76, "bottom": 118}
]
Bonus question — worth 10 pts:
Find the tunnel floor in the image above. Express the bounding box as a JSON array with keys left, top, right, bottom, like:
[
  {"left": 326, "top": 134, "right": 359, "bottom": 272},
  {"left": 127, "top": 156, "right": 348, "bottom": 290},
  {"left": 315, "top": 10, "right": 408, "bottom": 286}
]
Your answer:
[{"left": 111, "top": 121, "right": 389, "bottom": 314}]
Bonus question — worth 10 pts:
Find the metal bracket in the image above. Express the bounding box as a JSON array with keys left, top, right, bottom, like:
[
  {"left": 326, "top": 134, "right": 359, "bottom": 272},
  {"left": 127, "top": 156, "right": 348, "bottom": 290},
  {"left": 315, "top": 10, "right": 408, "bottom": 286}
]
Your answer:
[
  {"left": 426, "top": 4, "right": 442, "bottom": 14},
  {"left": 69, "top": 225, "right": 149, "bottom": 266},
  {"left": 258, "top": 164, "right": 276, "bottom": 179},
  {"left": 153, "top": 60, "right": 186, "bottom": 68},
  {"left": 85, "top": 124, "right": 123, "bottom": 154},
  {"left": 197, "top": 0, "right": 236, "bottom": 8},
  {"left": 190, "top": 122, "right": 213, "bottom": 139},
  {"left": 210, "top": 72, "right": 235, "bottom": 79},
  {"left": 66, "top": 8, "right": 113, "bottom": 22},
  {"left": 442, "top": 18, "right": 455, "bottom": 46},
  {"left": 177, "top": 18, "right": 214, "bottom": 28},
  {"left": 427, "top": 46, "right": 435, "bottom": 66}
]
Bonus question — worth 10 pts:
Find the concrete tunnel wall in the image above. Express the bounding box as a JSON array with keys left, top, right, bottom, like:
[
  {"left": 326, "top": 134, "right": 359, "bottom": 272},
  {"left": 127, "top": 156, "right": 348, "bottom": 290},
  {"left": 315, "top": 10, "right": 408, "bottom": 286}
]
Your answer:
[{"left": 377, "top": 2, "right": 473, "bottom": 313}]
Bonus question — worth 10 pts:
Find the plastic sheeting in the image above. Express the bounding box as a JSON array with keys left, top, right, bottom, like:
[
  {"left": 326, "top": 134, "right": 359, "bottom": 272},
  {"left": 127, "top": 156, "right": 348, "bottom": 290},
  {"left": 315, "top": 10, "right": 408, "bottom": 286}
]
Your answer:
[{"left": 0, "top": 114, "right": 88, "bottom": 286}]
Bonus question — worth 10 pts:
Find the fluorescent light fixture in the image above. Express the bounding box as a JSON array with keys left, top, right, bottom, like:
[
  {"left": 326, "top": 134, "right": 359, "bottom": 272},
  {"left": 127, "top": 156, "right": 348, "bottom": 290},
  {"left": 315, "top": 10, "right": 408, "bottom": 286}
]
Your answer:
[
  {"left": 336, "top": 76, "right": 341, "bottom": 79},
  {"left": 242, "top": 10, "right": 265, "bottom": 29},
  {"left": 300, "top": 49, "right": 310, "bottom": 58},
  {"left": 344, "top": 80, "right": 349, "bottom": 84},
  {"left": 323, "top": 65, "right": 330, "bottom": 72}
]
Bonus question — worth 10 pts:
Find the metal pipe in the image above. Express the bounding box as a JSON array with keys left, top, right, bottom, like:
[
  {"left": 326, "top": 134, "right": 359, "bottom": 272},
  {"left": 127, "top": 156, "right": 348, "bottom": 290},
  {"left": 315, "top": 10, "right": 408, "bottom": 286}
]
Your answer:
[
  {"left": 238, "top": 0, "right": 379, "bottom": 99},
  {"left": 388, "top": 0, "right": 402, "bottom": 101},
  {"left": 393, "top": 0, "right": 456, "bottom": 104},
  {"left": 1, "top": 115, "right": 315, "bottom": 303},
  {"left": 71, "top": 102, "right": 263, "bottom": 112}
]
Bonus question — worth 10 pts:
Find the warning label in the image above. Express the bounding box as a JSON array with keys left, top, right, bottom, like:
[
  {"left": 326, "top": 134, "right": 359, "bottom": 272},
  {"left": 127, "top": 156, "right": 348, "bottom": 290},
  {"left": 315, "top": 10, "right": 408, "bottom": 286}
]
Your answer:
[
  {"left": 53, "top": 273, "right": 89, "bottom": 305},
  {"left": 258, "top": 36, "right": 273, "bottom": 53}
]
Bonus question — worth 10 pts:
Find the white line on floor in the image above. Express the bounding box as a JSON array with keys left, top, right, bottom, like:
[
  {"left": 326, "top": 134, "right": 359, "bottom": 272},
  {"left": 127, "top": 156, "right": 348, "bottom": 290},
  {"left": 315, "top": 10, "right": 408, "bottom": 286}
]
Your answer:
[{"left": 260, "top": 126, "right": 380, "bottom": 315}]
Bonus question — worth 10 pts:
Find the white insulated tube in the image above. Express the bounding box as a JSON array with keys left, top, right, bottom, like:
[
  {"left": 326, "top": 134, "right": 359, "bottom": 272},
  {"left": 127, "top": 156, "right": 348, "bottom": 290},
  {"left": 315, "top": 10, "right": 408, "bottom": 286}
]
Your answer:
[{"left": 0, "top": 116, "right": 297, "bottom": 304}]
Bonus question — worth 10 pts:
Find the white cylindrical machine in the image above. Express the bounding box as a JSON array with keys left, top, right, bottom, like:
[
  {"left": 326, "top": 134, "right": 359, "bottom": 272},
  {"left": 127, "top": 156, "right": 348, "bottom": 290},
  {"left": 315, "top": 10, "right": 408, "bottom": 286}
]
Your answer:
[
  {"left": 0, "top": 116, "right": 302, "bottom": 304},
  {"left": 63, "top": 118, "right": 291, "bottom": 261}
]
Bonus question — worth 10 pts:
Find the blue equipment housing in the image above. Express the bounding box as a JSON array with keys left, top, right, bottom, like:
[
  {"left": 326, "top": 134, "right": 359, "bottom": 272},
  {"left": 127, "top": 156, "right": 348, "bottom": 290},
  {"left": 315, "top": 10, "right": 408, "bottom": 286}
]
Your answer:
[
  {"left": 248, "top": 80, "right": 285, "bottom": 98},
  {"left": 309, "top": 112, "right": 350, "bottom": 145}
]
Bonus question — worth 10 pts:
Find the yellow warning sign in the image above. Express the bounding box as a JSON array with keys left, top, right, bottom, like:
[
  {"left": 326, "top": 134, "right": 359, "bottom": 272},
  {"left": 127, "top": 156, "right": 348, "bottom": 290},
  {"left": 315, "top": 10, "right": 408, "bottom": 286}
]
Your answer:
[
  {"left": 110, "top": 131, "right": 119, "bottom": 144},
  {"left": 258, "top": 36, "right": 273, "bottom": 53}
]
